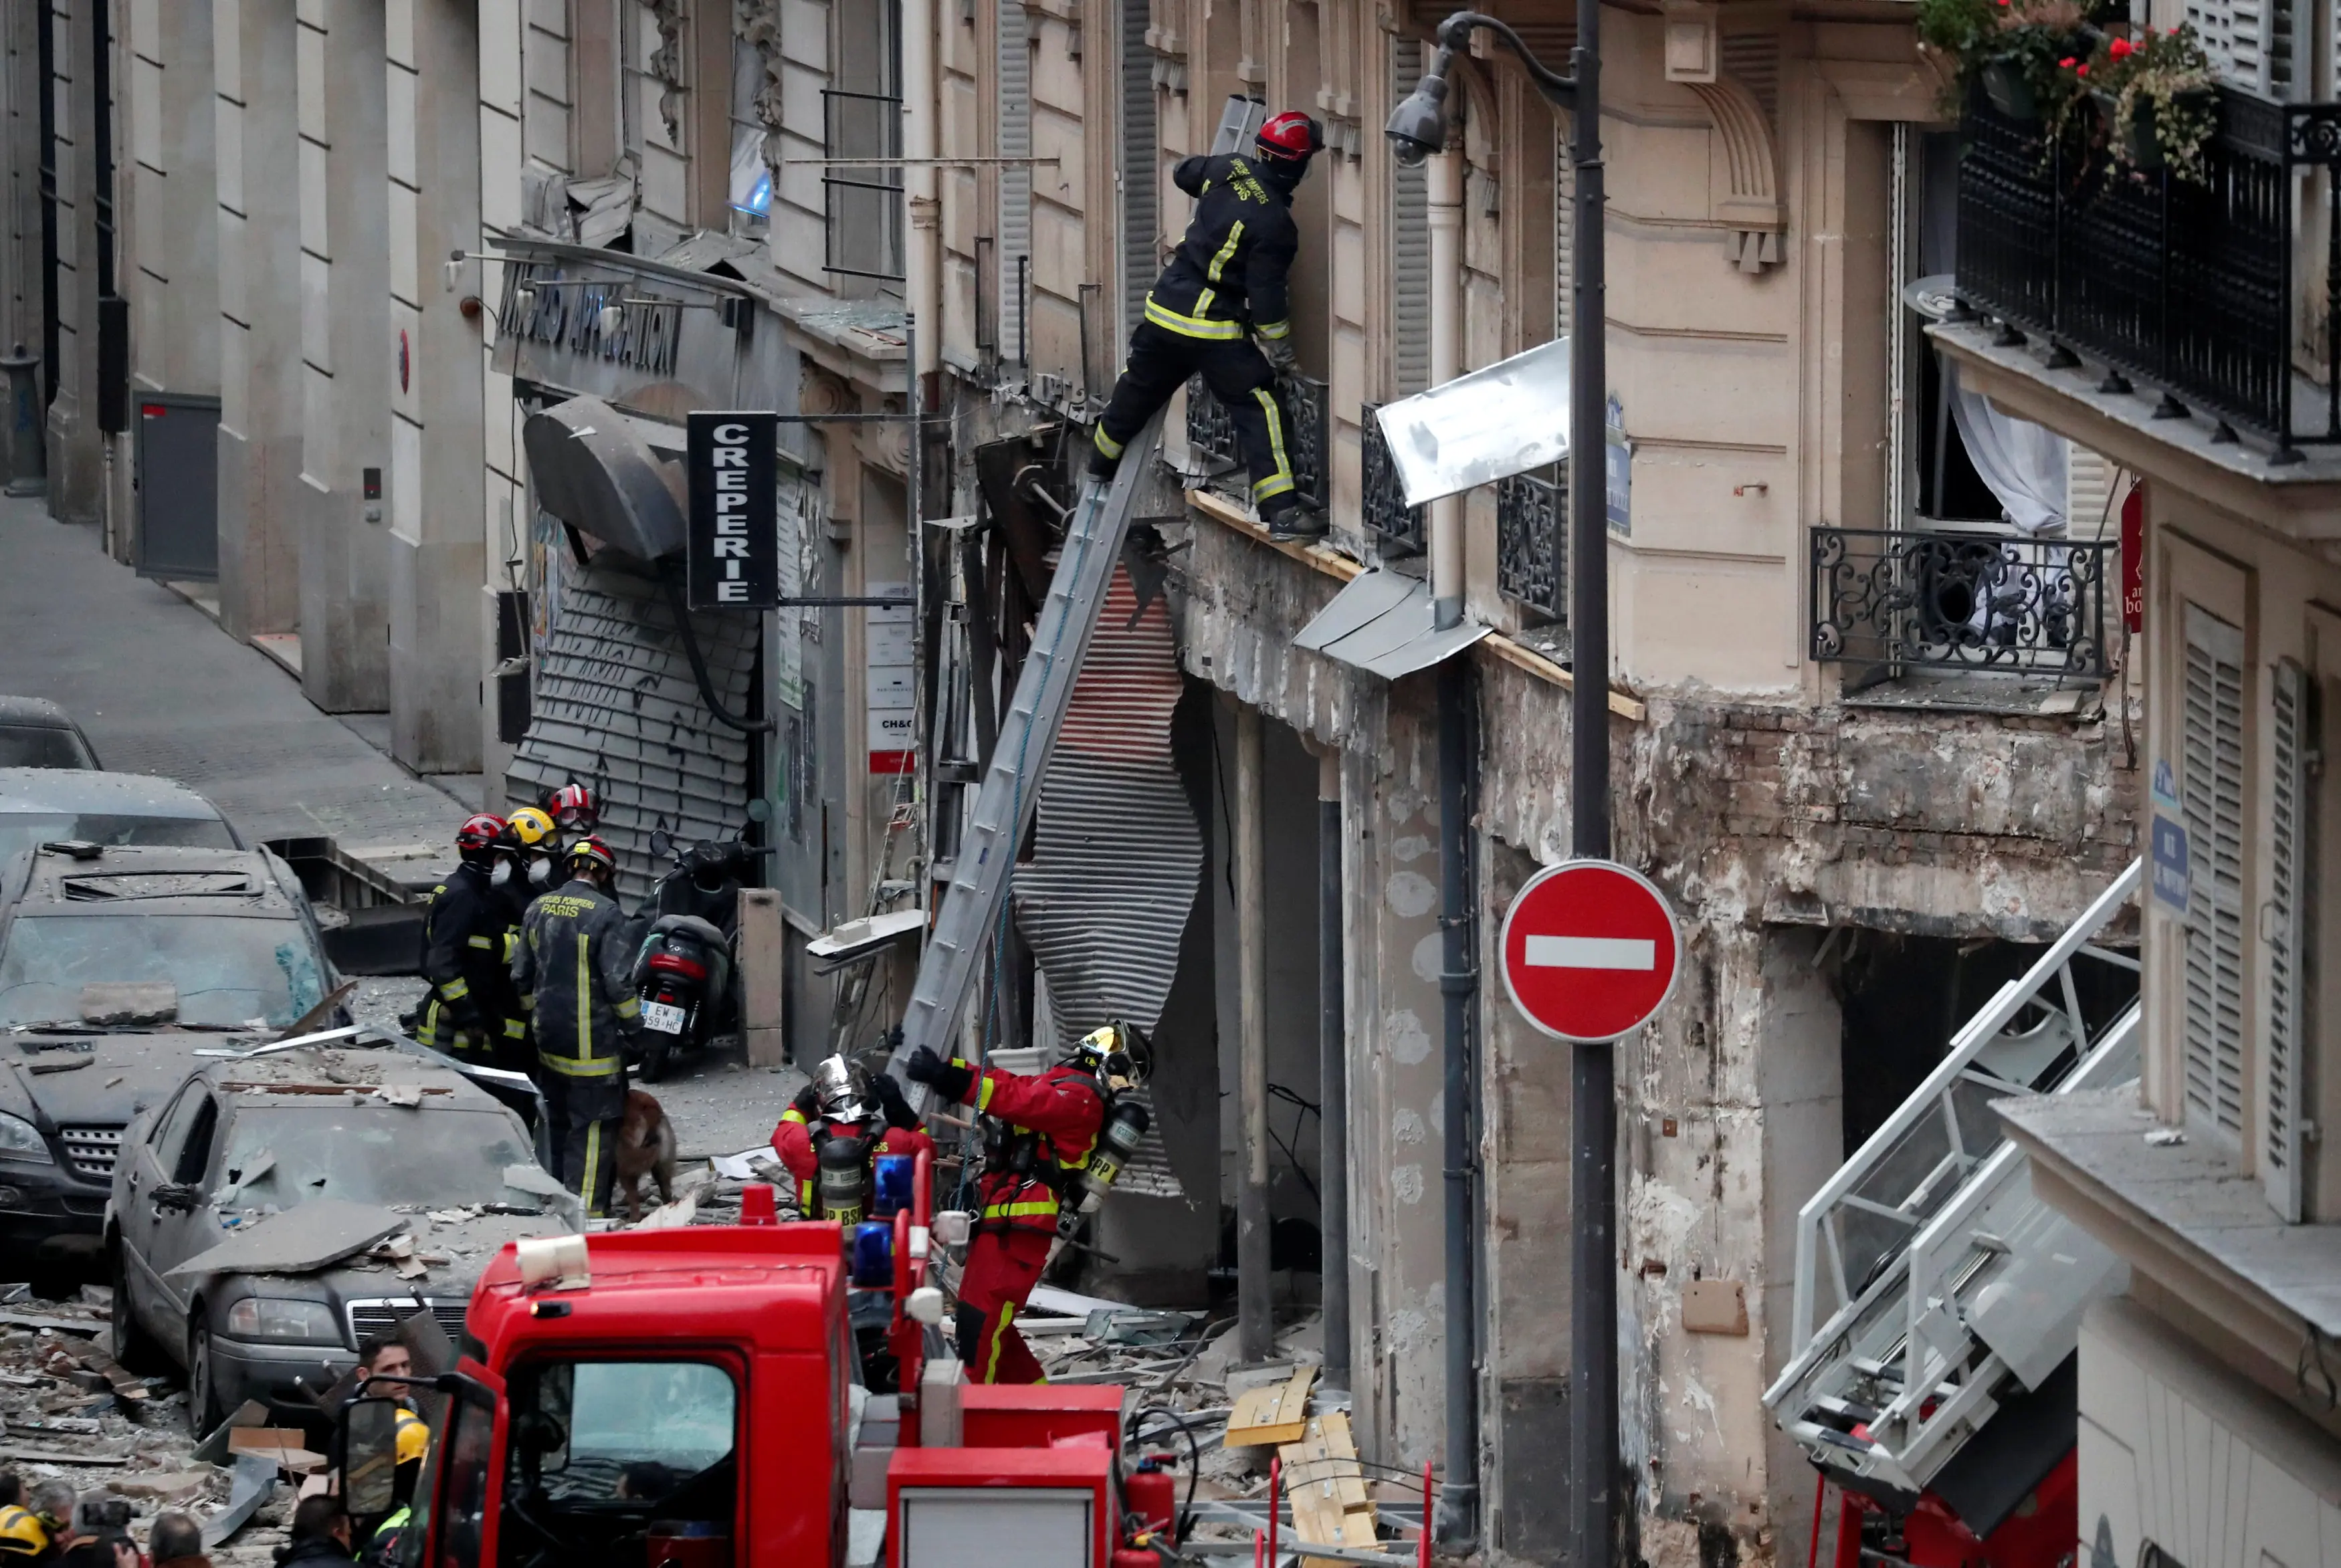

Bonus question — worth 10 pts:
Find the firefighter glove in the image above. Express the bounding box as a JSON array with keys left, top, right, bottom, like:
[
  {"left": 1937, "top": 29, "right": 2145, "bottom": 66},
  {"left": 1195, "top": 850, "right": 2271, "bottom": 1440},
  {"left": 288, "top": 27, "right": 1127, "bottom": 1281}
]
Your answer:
[
  {"left": 903, "top": 1046, "right": 973, "bottom": 1105},
  {"left": 870, "top": 1069, "right": 919, "bottom": 1131},
  {"left": 1257, "top": 334, "right": 1299, "bottom": 376}
]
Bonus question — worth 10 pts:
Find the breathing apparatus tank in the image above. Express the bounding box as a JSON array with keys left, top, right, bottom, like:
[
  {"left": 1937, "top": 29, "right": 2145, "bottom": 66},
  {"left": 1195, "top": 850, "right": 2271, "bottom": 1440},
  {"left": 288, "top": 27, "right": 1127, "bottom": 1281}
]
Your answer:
[{"left": 1054, "top": 1099, "right": 1152, "bottom": 1244}]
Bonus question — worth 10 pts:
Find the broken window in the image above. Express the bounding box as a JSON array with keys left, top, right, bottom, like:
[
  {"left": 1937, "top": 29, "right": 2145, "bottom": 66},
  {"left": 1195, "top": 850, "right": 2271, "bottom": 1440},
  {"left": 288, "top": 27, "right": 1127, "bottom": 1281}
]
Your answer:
[
  {"left": 0, "top": 913, "right": 327, "bottom": 1028},
  {"left": 214, "top": 1107, "right": 533, "bottom": 1210}
]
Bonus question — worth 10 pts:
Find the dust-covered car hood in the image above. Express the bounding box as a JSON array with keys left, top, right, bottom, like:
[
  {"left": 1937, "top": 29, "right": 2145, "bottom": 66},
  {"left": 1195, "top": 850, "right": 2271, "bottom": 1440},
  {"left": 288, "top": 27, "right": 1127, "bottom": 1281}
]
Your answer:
[{"left": 0, "top": 1026, "right": 272, "bottom": 1129}]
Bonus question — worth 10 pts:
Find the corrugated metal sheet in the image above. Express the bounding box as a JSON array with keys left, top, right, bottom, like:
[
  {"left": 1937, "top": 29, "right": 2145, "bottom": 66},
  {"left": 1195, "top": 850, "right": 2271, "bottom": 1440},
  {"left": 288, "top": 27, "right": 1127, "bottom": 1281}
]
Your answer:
[
  {"left": 1013, "top": 567, "right": 1202, "bottom": 1198},
  {"left": 507, "top": 560, "right": 756, "bottom": 907}
]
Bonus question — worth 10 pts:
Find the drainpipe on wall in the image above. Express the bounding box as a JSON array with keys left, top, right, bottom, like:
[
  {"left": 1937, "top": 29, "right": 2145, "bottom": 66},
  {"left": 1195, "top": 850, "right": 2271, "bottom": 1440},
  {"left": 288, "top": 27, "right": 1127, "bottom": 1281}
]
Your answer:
[
  {"left": 1318, "top": 744, "right": 1350, "bottom": 1395},
  {"left": 1427, "top": 146, "right": 1465, "bottom": 631},
  {"left": 902, "top": 0, "right": 941, "bottom": 382},
  {"left": 1427, "top": 143, "right": 1481, "bottom": 1549}
]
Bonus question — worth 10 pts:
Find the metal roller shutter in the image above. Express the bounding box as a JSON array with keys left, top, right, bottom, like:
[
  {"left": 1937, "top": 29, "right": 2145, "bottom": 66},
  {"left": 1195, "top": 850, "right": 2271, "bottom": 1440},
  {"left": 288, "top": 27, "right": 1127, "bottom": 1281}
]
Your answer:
[{"left": 507, "top": 559, "right": 757, "bottom": 907}]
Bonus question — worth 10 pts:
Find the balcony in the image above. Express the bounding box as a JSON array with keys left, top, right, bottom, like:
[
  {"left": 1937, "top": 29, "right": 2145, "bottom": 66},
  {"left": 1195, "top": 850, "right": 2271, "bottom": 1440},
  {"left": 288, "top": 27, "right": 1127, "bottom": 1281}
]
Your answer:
[
  {"left": 1809, "top": 526, "right": 2116, "bottom": 682},
  {"left": 1496, "top": 464, "right": 1566, "bottom": 624},
  {"left": 1955, "top": 85, "right": 2341, "bottom": 459},
  {"left": 1361, "top": 404, "right": 1424, "bottom": 556},
  {"left": 1185, "top": 373, "right": 1328, "bottom": 510}
]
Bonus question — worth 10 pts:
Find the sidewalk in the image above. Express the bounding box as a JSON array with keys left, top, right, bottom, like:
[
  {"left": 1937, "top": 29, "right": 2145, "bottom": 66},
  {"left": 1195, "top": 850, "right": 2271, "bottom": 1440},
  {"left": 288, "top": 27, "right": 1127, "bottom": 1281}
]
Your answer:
[{"left": 0, "top": 497, "right": 469, "bottom": 887}]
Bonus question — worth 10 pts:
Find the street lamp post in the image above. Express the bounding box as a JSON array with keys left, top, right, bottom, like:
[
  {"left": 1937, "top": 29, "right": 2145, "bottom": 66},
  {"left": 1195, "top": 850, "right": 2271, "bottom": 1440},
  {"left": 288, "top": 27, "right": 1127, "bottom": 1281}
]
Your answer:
[{"left": 1389, "top": 7, "right": 1614, "bottom": 1565}]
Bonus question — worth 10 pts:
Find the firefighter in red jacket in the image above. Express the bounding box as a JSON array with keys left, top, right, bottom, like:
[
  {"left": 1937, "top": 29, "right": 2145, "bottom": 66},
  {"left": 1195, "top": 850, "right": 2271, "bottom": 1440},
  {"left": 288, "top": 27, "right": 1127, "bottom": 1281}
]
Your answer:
[
  {"left": 903, "top": 1024, "right": 1148, "bottom": 1384},
  {"left": 773, "top": 1054, "right": 936, "bottom": 1216}
]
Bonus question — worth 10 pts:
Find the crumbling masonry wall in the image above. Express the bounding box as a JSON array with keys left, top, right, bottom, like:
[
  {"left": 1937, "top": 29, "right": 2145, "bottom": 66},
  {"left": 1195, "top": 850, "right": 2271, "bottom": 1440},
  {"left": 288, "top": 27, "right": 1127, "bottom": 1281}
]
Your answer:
[{"left": 1174, "top": 516, "right": 2142, "bottom": 1566}]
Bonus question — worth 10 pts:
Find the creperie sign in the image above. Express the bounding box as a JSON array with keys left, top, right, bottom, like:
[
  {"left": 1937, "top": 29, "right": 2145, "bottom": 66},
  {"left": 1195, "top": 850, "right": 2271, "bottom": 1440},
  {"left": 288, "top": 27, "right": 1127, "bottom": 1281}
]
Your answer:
[{"left": 687, "top": 411, "right": 779, "bottom": 610}]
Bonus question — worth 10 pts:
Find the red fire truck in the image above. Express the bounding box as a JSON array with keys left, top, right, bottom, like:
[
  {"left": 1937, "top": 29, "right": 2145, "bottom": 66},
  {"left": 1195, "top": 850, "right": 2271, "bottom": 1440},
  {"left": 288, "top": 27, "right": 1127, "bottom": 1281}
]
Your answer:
[{"left": 338, "top": 1162, "right": 1186, "bottom": 1568}]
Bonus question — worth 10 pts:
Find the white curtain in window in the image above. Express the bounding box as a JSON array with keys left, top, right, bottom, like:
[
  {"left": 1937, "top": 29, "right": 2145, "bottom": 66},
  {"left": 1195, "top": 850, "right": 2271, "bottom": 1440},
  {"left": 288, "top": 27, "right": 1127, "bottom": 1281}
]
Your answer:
[{"left": 1944, "top": 358, "right": 2069, "bottom": 536}]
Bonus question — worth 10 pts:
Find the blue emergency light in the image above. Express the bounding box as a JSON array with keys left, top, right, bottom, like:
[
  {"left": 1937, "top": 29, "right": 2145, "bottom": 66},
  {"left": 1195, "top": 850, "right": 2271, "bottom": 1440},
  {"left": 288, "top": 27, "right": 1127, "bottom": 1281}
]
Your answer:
[
  {"left": 850, "top": 1220, "right": 895, "bottom": 1289},
  {"left": 873, "top": 1153, "right": 915, "bottom": 1216}
]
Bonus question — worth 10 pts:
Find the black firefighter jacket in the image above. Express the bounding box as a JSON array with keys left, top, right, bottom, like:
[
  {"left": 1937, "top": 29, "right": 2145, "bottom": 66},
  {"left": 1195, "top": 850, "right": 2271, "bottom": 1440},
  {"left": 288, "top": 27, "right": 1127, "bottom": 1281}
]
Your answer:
[
  {"left": 1142, "top": 153, "right": 1300, "bottom": 345},
  {"left": 512, "top": 881, "right": 641, "bottom": 1078},
  {"left": 419, "top": 862, "right": 522, "bottom": 1036}
]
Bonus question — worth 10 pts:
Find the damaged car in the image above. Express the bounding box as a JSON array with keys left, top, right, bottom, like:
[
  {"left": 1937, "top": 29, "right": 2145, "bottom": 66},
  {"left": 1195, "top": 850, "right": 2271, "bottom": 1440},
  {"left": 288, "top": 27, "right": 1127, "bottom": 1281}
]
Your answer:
[
  {"left": 106, "top": 1044, "right": 579, "bottom": 1429},
  {"left": 0, "top": 841, "right": 341, "bottom": 1263}
]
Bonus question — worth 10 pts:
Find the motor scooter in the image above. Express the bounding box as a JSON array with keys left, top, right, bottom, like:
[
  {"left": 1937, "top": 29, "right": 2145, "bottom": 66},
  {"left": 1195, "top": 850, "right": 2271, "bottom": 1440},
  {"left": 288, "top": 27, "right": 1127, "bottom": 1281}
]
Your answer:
[{"left": 628, "top": 825, "right": 766, "bottom": 1081}]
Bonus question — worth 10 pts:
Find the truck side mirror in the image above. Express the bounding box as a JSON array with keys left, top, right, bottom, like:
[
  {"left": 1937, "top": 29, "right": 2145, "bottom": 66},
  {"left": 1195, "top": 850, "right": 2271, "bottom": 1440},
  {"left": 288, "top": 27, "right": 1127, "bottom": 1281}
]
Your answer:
[{"left": 343, "top": 1397, "right": 405, "bottom": 1517}]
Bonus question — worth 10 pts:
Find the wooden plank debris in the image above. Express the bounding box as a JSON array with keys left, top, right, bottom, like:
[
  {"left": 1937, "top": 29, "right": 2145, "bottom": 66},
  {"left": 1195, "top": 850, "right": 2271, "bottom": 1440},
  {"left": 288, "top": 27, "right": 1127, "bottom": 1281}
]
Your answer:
[
  {"left": 0, "top": 1446, "right": 131, "bottom": 1466},
  {"left": 1225, "top": 1363, "right": 1315, "bottom": 1449},
  {"left": 1278, "top": 1410, "right": 1383, "bottom": 1566}
]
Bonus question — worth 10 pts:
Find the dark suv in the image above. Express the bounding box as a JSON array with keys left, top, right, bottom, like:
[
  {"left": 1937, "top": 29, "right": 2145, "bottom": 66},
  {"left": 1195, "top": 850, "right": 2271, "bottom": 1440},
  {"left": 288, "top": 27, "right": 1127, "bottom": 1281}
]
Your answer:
[{"left": 0, "top": 843, "right": 342, "bottom": 1265}]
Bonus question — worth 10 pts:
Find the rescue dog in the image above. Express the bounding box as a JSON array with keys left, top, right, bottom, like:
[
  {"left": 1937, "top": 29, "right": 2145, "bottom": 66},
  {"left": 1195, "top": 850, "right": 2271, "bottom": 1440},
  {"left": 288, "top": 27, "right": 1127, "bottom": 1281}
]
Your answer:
[{"left": 613, "top": 1089, "right": 678, "bottom": 1221}]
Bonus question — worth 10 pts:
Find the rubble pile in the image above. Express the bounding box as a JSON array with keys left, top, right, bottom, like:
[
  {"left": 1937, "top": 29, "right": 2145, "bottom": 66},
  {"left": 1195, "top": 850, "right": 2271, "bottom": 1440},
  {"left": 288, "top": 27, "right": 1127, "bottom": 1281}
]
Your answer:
[{"left": 0, "top": 1286, "right": 299, "bottom": 1567}]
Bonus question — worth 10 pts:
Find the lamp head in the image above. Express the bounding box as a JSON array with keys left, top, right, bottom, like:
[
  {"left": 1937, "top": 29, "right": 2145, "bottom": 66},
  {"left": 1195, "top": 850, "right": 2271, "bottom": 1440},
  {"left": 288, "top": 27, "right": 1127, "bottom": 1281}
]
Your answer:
[{"left": 1384, "top": 53, "right": 1453, "bottom": 169}]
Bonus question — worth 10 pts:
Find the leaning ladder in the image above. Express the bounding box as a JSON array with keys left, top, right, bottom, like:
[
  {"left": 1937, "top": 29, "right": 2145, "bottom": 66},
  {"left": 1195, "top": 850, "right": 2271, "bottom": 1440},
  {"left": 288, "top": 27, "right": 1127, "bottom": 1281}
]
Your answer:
[{"left": 890, "top": 409, "right": 1169, "bottom": 1088}]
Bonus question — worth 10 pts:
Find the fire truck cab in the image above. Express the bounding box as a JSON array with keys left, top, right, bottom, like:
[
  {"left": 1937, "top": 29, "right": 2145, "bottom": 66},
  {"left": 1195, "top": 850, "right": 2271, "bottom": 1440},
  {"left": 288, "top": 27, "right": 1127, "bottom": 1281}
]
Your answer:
[{"left": 360, "top": 1224, "right": 876, "bottom": 1568}]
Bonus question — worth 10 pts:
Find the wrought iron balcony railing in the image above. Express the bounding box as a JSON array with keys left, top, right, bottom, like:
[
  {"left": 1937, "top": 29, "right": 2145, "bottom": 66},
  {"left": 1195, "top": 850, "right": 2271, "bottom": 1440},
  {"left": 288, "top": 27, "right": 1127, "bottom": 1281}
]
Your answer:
[
  {"left": 1956, "top": 84, "right": 2341, "bottom": 458},
  {"left": 1185, "top": 373, "right": 1329, "bottom": 511},
  {"left": 1185, "top": 374, "right": 1237, "bottom": 473},
  {"left": 1496, "top": 463, "right": 1566, "bottom": 623},
  {"left": 1361, "top": 403, "right": 1424, "bottom": 556},
  {"left": 1809, "top": 526, "right": 2115, "bottom": 680}
]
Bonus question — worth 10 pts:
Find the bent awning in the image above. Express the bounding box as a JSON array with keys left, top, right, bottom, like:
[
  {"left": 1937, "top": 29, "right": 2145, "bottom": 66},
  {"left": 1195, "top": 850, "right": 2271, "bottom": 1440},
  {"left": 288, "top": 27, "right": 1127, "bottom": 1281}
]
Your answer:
[{"left": 1293, "top": 568, "right": 1490, "bottom": 679}]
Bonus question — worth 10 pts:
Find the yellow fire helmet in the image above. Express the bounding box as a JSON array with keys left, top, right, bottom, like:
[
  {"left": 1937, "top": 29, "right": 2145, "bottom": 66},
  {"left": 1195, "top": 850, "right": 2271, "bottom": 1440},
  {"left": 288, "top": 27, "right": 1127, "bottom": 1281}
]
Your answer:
[
  {"left": 1071, "top": 1020, "right": 1152, "bottom": 1093},
  {"left": 507, "top": 806, "right": 558, "bottom": 848}
]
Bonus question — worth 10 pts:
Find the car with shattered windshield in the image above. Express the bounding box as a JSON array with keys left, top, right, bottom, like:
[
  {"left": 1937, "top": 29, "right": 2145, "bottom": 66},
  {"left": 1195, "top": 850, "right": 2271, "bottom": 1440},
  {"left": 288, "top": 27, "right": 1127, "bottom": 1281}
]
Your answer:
[
  {"left": 104, "top": 1045, "right": 578, "bottom": 1430},
  {"left": 0, "top": 768, "right": 242, "bottom": 868},
  {"left": 0, "top": 842, "right": 342, "bottom": 1264}
]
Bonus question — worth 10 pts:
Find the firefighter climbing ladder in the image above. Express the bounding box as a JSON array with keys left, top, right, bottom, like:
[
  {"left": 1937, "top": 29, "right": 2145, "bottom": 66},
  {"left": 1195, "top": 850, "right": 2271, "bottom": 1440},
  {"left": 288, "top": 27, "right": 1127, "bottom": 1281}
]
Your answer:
[{"left": 891, "top": 409, "right": 1170, "bottom": 1089}]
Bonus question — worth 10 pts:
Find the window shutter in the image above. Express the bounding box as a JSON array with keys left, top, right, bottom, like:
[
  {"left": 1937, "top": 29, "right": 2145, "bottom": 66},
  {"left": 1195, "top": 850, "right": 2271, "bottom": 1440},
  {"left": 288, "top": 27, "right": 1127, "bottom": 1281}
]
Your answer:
[
  {"left": 1120, "top": 0, "right": 1157, "bottom": 338},
  {"left": 2067, "top": 447, "right": 2117, "bottom": 538},
  {"left": 2187, "top": 0, "right": 2292, "bottom": 95},
  {"left": 1391, "top": 37, "right": 1429, "bottom": 397},
  {"left": 1553, "top": 119, "right": 1573, "bottom": 342},
  {"left": 999, "top": 0, "right": 1031, "bottom": 364},
  {"left": 2265, "top": 658, "right": 2314, "bottom": 1218},
  {"left": 2181, "top": 604, "right": 2249, "bottom": 1150}
]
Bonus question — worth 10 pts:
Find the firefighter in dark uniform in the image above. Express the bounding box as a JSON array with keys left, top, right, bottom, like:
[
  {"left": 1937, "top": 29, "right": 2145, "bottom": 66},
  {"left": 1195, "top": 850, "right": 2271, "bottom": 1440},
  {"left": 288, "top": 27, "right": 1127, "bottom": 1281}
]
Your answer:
[
  {"left": 903, "top": 1024, "right": 1148, "bottom": 1384},
  {"left": 512, "top": 836, "right": 640, "bottom": 1217},
  {"left": 1089, "top": 110, "right": 1324, "bottom": 538},
  {"left": 417, "top": 814, "right": 526, "bottom": 1063}
]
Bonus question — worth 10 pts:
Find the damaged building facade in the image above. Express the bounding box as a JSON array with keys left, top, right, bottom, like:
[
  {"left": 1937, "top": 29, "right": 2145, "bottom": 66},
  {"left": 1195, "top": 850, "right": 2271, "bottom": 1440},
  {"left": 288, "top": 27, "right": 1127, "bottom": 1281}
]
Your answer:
[
  {"left": 886, "top": 0, "right": 2143, "bottom": 1561},
  {"left": 0, "top": 1, "right": 2152, "bottom": 1564}
]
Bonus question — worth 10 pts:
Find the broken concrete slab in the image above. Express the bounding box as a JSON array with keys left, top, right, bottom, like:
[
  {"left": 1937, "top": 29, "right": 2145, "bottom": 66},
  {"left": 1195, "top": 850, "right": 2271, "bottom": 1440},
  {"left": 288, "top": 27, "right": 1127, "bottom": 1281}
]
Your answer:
[{"left": 167, "top": 1199, "right": 405, "bottom": 1278}]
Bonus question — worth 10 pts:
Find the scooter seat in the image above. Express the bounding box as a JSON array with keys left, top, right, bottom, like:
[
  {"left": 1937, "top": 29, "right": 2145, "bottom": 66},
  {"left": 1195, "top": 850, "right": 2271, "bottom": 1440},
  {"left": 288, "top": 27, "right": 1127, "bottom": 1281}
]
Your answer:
[{"left": 649, "top": 912, "right": 727, "bottom": 945}]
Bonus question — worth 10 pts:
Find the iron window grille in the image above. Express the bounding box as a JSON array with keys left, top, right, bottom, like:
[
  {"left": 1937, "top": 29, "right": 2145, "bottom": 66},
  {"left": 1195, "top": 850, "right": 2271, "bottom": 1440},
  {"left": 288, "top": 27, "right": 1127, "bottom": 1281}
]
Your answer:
[
  {"left": 1185, "top": 376, "right": 1238, "bottom": 473},
  {"left": 1809, "top": 526, "right": 2114, "bottom": 679},
  {"left": 1361, "top": 403, "right": 1424, "bottom": 556},
  {"left": 1955, "top": 83, "right": 2341, "bottom": 459},
  {"left": 1184, "top": 374, "right": 1330, "bottom": 512},
  {"left": 822, "top": 88, "right": 905, "bottom": 282},
  {"left": 1497, "top": 463, "right": 1566, "bottom": 623}
]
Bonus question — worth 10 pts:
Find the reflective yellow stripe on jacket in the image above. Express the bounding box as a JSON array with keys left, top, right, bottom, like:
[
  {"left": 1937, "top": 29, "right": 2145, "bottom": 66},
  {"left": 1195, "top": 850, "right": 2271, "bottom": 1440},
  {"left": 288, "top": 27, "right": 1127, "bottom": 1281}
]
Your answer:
[{"left": 1144, "top": 296, "right": 1245, "bottom": 340}]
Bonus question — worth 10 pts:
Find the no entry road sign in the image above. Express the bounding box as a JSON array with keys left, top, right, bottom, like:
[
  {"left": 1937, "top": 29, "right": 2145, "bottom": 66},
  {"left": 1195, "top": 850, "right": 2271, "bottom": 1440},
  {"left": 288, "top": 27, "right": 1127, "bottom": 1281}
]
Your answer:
[{"left": 1498, "top": 859, "right": 1682, "bottom": 1042}]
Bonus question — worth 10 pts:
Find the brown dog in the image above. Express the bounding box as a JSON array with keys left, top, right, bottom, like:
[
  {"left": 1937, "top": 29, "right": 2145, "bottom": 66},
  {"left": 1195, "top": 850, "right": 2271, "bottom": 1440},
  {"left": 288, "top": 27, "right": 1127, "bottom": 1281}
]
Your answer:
[{"left": 613, "top": 1089, "right": 678, "bottom": 1221}]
